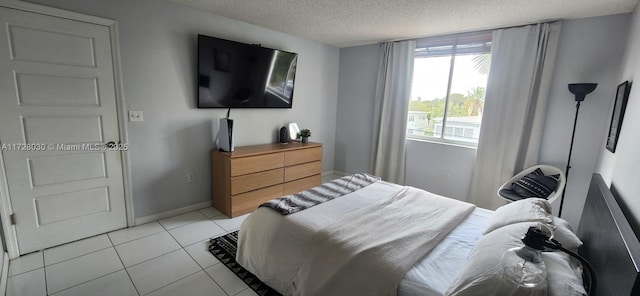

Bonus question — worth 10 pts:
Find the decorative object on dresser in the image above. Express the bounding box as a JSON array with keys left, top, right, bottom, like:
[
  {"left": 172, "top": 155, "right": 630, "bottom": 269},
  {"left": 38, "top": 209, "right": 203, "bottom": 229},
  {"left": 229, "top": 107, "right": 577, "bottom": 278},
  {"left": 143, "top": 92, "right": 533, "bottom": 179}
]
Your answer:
[
  {"left": 211, "top": 142, "right": 322, "bottom": 217},
  {"left": 288, "top": 122, "right": 301, "bottom": 141},
  {"left": 299, "top": 128, "right": 311, "bottom": 143},
  {"left": 559, "top": 83, "right": 597, "bottom": 218},
  {"left": 218, "top": 117, "right": 234, "bottom": 152},
  {"left": 279, "top": 126, "right": 289, "bottom": 143}
]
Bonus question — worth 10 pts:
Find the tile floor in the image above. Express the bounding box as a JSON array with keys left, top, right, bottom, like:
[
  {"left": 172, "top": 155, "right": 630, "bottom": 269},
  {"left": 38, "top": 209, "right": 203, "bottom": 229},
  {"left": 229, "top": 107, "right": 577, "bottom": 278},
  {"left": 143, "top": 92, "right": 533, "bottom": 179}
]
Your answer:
[{"left": 6, "top": 173, "right": 343, "bottom": 296}]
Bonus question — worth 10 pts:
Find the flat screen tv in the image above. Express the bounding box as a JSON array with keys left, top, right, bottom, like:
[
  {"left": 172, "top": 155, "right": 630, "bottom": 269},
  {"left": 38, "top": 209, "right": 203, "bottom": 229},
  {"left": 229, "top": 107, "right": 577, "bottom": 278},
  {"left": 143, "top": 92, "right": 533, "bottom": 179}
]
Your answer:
[{"left": 197, "top": 34, "right": 298, "bottom": 108}]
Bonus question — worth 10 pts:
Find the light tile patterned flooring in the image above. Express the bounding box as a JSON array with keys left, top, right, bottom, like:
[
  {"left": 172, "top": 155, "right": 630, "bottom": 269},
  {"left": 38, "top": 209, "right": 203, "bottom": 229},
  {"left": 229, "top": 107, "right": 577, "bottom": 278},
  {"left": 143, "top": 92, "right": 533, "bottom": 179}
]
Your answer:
[{"left": 6, "top": 174, "right": 343, "bottom": 296}]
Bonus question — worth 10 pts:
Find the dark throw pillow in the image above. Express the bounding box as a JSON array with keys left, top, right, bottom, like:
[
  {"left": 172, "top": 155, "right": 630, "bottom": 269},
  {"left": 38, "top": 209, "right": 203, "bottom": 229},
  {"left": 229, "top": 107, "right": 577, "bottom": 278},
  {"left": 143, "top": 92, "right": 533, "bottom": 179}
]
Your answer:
[{"left": 511, "top": 168, "right": 559, "bottom": 199}]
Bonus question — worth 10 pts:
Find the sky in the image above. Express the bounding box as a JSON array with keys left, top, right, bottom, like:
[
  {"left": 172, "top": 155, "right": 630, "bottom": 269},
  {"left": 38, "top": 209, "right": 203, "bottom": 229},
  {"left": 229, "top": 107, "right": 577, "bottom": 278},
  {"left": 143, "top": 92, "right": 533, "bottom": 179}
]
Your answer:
[{"left": 411, "top": 55, "right": 488, "bottom": 101}]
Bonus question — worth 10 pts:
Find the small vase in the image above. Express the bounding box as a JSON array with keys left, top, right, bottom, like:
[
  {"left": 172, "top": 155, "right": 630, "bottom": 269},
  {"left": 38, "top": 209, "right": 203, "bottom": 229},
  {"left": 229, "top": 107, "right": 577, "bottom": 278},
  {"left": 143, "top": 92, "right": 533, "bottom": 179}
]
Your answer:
[{"left": 301, "top": 137, "right": 309, "bottom": 143}]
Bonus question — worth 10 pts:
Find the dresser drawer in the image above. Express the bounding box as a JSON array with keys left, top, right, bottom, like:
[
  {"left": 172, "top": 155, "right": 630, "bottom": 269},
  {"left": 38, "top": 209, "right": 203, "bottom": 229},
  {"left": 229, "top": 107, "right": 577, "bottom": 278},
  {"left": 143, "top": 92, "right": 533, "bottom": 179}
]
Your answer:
[
  {"left": 230, "top": 168, "right": 283, "bottom": 195},
  {"left": 285, "top": 147, "right": 322, "bottom": 166},
  {"left": 283, "top": 174, "right": 322, "bottom": 195},
  {"left": 231, "top": 184, "right": 283, "bottom": 216},
  {"left": 212, "top": 143, "right": 322, "bottom": 218},
  {"left": 230, "top": 153, "right": 284, "bottom": 176},
  {"left": 285, "top": 161, "right": 322, "bottom": 182}
]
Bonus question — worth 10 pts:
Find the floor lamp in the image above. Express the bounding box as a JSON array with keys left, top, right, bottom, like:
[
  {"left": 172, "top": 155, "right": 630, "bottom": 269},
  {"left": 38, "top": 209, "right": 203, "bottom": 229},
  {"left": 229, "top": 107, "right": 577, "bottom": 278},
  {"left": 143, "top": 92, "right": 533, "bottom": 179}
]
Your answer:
[{"left": 558, "top": 83, "right": 597, "bottom": 217}]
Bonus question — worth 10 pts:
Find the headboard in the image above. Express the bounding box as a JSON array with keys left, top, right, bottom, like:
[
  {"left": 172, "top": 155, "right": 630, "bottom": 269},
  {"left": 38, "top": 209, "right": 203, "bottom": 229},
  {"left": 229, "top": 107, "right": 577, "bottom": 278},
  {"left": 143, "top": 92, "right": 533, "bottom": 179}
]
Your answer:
[{"left": 577, "top": 174, "right": 640, "bottom": 295}]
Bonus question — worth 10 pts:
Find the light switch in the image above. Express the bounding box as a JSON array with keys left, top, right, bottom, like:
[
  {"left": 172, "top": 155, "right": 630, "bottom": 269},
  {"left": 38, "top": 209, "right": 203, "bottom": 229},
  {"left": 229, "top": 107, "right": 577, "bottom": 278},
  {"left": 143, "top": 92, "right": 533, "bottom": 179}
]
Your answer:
[{"left": 129, "top": 110, "right": 143, "bottom": 122}]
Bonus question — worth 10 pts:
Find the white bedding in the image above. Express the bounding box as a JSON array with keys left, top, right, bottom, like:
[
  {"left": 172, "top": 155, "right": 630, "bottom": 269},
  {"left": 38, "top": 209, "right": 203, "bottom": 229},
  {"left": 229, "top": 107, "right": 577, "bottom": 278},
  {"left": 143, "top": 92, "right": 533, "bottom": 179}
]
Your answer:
[
  {"left": 399, "top": 207, "right": 492, "bottom": 296},
  {"left": 236, "top": 181, "right": 492, "bottom": 296}
]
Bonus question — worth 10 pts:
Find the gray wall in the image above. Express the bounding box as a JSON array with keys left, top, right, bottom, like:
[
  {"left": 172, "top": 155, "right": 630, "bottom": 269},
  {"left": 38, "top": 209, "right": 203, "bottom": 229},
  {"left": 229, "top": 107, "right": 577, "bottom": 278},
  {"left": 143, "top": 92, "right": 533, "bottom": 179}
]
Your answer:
[
  {"left": 539, "top": 15, "right": 630, "bottom": 228},
  {"left": 335, "top": 15, "right": 630, "bottom": 227},
  {"left": 334, "top": 45, "right": 380, "bottom": 174},
  {"left": 405, "top": 141, "right": 476, "bottom": 200},
  {"left": 28, "top": 0, "right": 340, "bottom": 218},
  {"left": 596, "top": 5, "right": 640, "bottom": 232}
]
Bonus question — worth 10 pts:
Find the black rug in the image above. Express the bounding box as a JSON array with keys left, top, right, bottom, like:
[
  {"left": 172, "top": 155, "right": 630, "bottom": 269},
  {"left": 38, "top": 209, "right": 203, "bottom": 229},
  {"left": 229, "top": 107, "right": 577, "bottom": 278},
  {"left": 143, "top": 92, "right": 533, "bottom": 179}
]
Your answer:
[{"left": 209, "top": 231, "right": 282, "bottom": 296}]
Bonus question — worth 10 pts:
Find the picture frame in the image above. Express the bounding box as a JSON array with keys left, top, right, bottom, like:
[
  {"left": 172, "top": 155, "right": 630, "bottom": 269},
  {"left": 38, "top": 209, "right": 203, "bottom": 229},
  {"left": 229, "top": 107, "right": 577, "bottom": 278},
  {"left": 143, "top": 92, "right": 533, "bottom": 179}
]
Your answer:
[{"left": 606, "top": 81, "right": 631, "bottom": 153}]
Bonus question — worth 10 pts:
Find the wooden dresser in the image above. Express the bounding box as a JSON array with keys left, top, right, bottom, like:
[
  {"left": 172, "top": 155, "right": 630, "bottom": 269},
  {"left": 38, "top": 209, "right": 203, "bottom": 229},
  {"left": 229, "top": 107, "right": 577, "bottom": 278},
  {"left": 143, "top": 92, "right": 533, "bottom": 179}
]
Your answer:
[{"left": 211, "top": 142, "right": 322, "bottom": 217}]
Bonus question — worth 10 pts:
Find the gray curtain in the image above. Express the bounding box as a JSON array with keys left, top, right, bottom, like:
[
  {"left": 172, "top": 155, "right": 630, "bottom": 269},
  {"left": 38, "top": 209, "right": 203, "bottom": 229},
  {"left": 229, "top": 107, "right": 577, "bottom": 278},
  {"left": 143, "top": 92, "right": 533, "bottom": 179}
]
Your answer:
[
  {"left": 467, "top": 22, "right": 562, "bottom": 210},
  {"left": 370, "top": 40, "right": 416, "bottom": 184}
]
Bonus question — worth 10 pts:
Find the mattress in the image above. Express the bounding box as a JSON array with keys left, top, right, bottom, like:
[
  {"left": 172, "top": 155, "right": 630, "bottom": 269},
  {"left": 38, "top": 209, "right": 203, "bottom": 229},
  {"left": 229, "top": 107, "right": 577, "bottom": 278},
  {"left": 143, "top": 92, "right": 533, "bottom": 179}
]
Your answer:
[{"left": 236, "top": 180, "right": 492, "bottom": 296}]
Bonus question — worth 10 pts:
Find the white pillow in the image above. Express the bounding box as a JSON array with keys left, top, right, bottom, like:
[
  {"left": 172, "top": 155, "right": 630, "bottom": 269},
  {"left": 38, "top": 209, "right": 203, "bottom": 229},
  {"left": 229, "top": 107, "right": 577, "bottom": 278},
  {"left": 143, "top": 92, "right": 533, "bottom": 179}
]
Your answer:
[
  {"left": 483, "top": 198, "right": 552, "bottom": 235},
  {"left": 550, "top": 216, "right": 583, "bottom": 251},
  {"left": 544, "top": 252, "right": 586, "bottom": 296},
  {"left": 446, "top": 222, "right": 585, "bottom": 296}
]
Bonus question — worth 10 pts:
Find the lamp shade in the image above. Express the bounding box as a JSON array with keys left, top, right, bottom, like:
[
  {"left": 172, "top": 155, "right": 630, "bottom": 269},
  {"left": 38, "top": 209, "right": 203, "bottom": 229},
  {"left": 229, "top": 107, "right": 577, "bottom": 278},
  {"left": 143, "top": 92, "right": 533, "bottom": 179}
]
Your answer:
[{"left": 568, "top": 83, "right": 597, "bottom": 102}]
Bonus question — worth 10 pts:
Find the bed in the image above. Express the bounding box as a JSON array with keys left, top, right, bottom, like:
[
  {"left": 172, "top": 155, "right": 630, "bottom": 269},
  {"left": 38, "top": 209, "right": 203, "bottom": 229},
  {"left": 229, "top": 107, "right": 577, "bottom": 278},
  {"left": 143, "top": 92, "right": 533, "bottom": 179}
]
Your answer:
[
  {"left": 235, "top": 173, "right": 640, "bottom": 296},
  {"left": 237, "top": 178, "right": 489, "bottom": 296},
  {"left": 577, "top": 174, "right": 640, "bottom": 295}
]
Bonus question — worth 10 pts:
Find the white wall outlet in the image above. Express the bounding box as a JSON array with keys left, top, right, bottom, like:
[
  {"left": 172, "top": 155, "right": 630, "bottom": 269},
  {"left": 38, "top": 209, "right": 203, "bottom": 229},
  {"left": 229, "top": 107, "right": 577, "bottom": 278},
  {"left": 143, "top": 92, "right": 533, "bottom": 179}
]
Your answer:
[
  {"left": 129, "top": 110, "right": 144, "bottom": 122},
  {"left": 187, "top": 171, "right": 196, "bottom": 183},
  {"left": 443, "top": 171, "right": 451, "bottom": 180}
]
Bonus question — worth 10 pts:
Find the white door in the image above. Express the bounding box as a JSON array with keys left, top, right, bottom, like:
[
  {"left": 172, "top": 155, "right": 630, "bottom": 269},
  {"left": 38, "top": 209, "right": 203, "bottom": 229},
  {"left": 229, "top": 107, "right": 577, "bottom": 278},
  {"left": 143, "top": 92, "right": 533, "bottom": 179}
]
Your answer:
[{"left": 0, "top": 7, "right": 127, "bottom": 254}]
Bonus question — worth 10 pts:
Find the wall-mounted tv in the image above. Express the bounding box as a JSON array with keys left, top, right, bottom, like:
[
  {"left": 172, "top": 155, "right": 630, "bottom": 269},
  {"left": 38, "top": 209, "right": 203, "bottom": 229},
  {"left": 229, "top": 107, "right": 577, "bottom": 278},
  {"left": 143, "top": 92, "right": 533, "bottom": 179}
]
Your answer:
[{"left": 197, "top": 34, "right": 298, "bottom": 108}]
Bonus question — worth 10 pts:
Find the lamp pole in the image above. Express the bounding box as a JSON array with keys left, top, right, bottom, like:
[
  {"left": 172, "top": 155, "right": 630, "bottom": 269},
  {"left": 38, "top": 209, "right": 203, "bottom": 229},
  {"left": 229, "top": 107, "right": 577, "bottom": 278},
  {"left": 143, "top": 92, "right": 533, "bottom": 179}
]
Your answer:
[
  {"left": 558, "top": 100, "right": 581, "bottom": 218},
  {"left": 559, "top": 83, "right": 597, "bottom": 218}
]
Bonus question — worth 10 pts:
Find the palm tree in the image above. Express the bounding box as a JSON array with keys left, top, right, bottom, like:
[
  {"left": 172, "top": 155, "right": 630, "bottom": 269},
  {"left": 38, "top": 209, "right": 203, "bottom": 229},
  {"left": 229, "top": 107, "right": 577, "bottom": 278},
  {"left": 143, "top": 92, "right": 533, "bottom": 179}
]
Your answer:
[
  {"left": 464, "top": 87, "right": 485, "bottom": 116},
  {"left": 472, "top": 54, "right": 491, "bottom": 75}
]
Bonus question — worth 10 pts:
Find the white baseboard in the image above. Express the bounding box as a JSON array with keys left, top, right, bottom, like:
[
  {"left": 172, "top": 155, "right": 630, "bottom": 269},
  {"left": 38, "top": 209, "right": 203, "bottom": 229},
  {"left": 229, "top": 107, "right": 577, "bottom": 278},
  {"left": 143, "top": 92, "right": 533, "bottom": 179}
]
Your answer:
[
  {"left": 0, "top": 252, "right": 8, "bottom": 296},
  {"left": 134, "top": 200, "right": 212, "bottom": 225},
  {"left": 322, "top": 170, "right": 348, "bottom": 176},
  {"left": 330, "top": 170, "right": 348, "bottom": 176}
]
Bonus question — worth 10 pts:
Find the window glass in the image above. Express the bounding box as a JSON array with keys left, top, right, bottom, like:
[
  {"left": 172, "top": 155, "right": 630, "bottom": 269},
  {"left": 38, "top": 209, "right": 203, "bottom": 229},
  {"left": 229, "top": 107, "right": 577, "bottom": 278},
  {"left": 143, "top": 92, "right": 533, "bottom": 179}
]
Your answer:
[
  {"left": 407, "top": 32, "right": 491, "bottom": 146},
  {"left": 409, "top": 56, "right": 451, "bottom": 138},
  {"left": 444, "top": 54, "right": 489, "bottom": 143}
]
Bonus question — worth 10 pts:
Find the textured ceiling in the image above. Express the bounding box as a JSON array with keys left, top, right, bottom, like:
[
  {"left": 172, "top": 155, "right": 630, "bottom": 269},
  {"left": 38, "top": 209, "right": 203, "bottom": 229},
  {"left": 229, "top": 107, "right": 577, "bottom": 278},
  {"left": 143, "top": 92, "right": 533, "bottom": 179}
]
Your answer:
[{"left": 170, "top": 0, "right": 638, "bottom": 47}]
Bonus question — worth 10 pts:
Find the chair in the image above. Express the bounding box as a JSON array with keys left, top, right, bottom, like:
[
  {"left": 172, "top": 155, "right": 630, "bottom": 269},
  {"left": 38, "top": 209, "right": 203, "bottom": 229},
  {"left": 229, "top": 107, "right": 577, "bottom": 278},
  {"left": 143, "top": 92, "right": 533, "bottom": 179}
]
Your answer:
[{"left": 498, "top": 165, "right": 566, "bottom": 203}]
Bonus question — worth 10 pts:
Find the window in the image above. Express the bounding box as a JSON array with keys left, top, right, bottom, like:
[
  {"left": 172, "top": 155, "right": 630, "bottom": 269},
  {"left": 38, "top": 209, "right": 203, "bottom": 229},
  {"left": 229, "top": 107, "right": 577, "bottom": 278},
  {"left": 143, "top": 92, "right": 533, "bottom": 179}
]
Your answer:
[{"left": 407, "top": 32, "right": 492, "bottom": 146}]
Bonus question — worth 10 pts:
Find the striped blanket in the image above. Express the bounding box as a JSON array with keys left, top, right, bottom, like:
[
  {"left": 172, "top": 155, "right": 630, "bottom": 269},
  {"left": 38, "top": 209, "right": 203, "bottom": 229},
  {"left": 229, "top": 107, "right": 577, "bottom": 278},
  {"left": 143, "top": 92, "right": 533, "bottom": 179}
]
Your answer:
[{"left": 259, "top": 173, "right": 381, "bottom": 215}]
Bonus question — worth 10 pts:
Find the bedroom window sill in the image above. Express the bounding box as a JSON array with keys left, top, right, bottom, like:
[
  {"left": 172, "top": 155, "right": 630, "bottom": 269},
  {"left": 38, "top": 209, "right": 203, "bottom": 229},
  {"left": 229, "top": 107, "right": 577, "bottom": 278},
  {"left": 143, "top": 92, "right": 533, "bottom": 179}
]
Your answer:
[{"left": 405, "top": 137, "right": 478, "bottom": 150}]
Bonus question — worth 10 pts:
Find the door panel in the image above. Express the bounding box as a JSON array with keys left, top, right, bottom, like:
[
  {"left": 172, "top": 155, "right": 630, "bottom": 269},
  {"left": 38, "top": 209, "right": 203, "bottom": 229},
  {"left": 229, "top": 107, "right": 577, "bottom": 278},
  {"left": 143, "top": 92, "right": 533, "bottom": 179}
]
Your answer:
[
  {"left": 0, "top": 7, "right": 126, "bottom": 254},
  {"left": 16, "top": 73, "right": 100, "bottom": 106},
  {"left": 34, "top": 187, "right": 110, "bottom": 225},
  {"left": 28, "top": 153, "right": 107, "bottom": 187},
  {"left": 8, "top": 24, "right": 97, "bottom": 67},
  {"left": 22, "top": 115, "right": 104, "bottom": 143}
]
